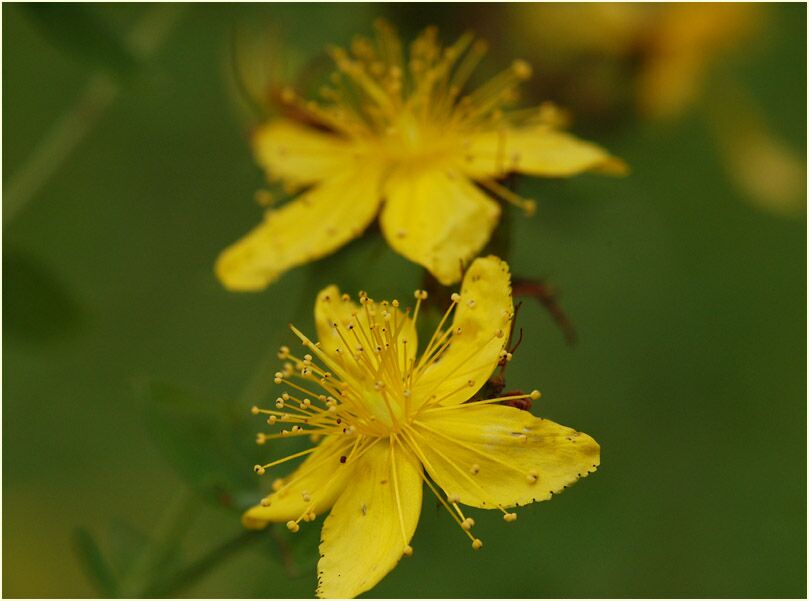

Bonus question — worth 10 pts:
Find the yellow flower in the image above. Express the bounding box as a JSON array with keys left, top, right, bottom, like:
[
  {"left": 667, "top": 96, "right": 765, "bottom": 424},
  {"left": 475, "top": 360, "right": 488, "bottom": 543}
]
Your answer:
[
  {"left": 244, "top": 256, "right": 600, "bottom": 598},
  {"left": 510, "top": 3, "right": 760, "bottom": 120},
  {"left": 216, "top": 22, "right": 626, "bottom": 291},
  {"left": 636, "top": 2, "right": 759, "bottom": 119}
]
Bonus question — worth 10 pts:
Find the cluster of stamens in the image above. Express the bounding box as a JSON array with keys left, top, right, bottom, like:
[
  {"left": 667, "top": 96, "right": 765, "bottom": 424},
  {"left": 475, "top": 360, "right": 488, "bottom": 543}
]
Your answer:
[
  {"left": 250, "top": 288, "right": 542, "bottom": 553},
  {"left": 272, "top": 20, "right": 542, "bottom": 215}
]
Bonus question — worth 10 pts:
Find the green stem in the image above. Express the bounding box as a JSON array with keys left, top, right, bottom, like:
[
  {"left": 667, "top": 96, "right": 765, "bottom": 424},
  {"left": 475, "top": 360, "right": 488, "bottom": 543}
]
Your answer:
[
  {"left": 120, "top": 487, "right": 198, "bottom": 597},
  {"left": 4, "top": 5, "right": 186, "bottom": 226},
  {"left": 141, "top": 530, "right": 262, "bottom": 598}
]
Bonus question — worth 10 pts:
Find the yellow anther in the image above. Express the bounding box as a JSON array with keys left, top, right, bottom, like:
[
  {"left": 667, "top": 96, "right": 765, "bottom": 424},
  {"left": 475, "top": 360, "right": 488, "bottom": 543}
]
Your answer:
[
  {"left": 511, "top": 59, "right": 533, "bottom": 80},
  {"left": 260, "top": 497, "right": 271, "bottom": 507},
  {"left": 530, "top": 390, "right": 541, "bottom": 400},
  {"left": 392, "top": 300, "right": 400, "bottom": 308},
  {"left": 256, "top": 433, "right": 267, "bottom": 445},
  {"left": 448, "top": 494, "right": 461, "bottom": 504},
  {"left": 255, "top": 189, "right": 274, "bottom": 207},
  {"left": 470, "top": 464, "right": 480, "bottom": 475},
  {"left": 455, "top": 327, "right": 463, "bottom": 335},
  {"left": 275, "top": 399, "right": 284, "bottom": 409},
  {"left": 273, "top": 373, "right": 284, "bottom": 384},
  {"left": 303, "top": 353, "right": 313, "bottom": 362},
  {"left": 282, "top": 393, "right": 290, "bottom": 401},
  {"left": 251, "top": 405, "right": 260, "bottom": 415},
  {"left": 527, "top": 470, "right": 538, "bottom": 485},
  {"left": 286, "top": 520, "right": 300, "bottom": 533},
  {"left": 503, "top": 512, "right": 518, "bottom": 523},
  {"left": 272, "top": 478, "right": 284, "bottom": 491},
  {"left": 267, "top": 415, "right": 277, "bottom": 425},
  {"left": 253, "top": 465, "right": 266, "bottom": 475},
  {"left": 466, "top": 299, "right": 476, "bottom": 308},
  {"left": 403, "top": 545, "right": 414, "bottom": 557},
  {"left": 461, "top": 517, "right": 475, "bottom": 530},
  {"left": 414, "top": 289, "right": 428, "bottom": 300},
  {"left": 302, "top": 491, "right": 311, "bottom": 503},
  {"left": 472, "top": 538, "right": 483, "bottom": 550},
  {"left": 279, "top": 87, "right": 296, "bottom": 103},
  {"left": 450, "top": 292, "right": 461, "bottom": 302},
  {"left": 278, "top": 345, "right": 290, "bottom": 359},
  {"left": 523, "top": 200, "right": 537, "bottom": 216},
  {"left": 495, "top": 329, "right": 504, "bottom": 338}
]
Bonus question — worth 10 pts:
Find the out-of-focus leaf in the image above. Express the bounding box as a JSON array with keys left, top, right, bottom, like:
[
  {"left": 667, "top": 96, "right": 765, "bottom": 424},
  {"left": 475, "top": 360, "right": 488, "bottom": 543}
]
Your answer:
[
  {"left": 72, "top": 528, "right": 119, "bottom": 597},
  {"left": 251, "top": 522, "right": 320, "bottom": 591},
  {"left": 139, "top": 380, "right": 261, "bottom": 511},
  {"left": 20, "top": 4, "right": 137, "bottom": 78},
  {"left": 3, "top": 247, "right": 83, "bottom": 343},
  {"left": 277, "top": 519, "right": 320, "bottom": 577},
  {"left": 107, "top": 519, "right": 151, "bottom": 580}
]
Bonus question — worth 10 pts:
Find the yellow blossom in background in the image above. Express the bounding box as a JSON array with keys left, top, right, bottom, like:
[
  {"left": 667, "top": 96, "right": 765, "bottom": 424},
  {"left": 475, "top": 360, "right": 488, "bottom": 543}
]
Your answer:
[
  {"left": 509, "top": 3, "right": 759, "bottom": 119},
  {"left": 508, "top": 3, "right": 805, "bottom": 216},
  {"left": 216, "top": 21, "right": 625, "bottom": 290},
  {"left": 635, "top": 2, "right": 758, "bottom": 120},
  {"left": 243, "top": 256, "right": 600, "bottom": 598}
]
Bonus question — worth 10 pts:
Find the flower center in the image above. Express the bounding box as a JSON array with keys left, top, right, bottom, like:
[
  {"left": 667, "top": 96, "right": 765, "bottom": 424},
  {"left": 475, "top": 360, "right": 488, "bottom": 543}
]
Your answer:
[{"left": 370, "top": 111, "right": 461, "bottom": 170}]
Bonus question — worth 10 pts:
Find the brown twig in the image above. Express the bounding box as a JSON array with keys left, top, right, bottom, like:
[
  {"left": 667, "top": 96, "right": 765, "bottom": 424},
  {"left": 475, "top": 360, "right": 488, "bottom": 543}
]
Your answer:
[{"left": 512, "top": 277, "right": 577, "bottom": 345}]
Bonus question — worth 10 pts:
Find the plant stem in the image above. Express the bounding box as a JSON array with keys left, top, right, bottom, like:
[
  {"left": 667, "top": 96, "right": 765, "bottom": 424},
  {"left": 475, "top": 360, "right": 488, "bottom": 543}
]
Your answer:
[
  {"left": 4, "top": 5, "right": 185, "bottom": 226},
  {"left": 120, "top": 487, "right": 198, "bottom": 597},
  {"left": 142, "top": 530, "right": 262, "bottom": 598}
]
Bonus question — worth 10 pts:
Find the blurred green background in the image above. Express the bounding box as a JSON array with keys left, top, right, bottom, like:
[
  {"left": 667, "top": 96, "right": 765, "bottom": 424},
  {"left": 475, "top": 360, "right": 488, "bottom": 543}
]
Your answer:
[{"left": 3, "top": 3, "right": 806, "bottom": 598}]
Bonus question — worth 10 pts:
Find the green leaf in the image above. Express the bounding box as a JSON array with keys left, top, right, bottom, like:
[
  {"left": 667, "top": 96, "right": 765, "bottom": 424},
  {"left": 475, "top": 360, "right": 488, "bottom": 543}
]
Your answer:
[
  {"left": 3, "top": 246, "right": 83, "bottom": 343},
  {"left": 138, "top": 380, "right": 262, "bottom": 511},
  {"left": 73, "top": 528, "right": 119, "bottom": 597},
  {"left": 276, "top": 519, "right": 320, "bottom": 577},
  {"left": 106, "top": 519, "right": 151, "bottom": 580},
  {"left": 20, "top": 4, "right": 138, "bottom": 78}
]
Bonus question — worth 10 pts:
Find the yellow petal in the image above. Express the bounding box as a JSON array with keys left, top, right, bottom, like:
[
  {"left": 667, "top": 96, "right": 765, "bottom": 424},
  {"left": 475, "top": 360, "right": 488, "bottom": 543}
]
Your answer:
[
  {"left": 411, "top": 404, "right": 599, "bottom": 509},
  {"left": 316, "top": 439, "right": 422, "bottom": 599},
  {"left": 636, "top": 54, "right": 703, "bottom": 120},
  {"left": 461, "top": 125, "right": 627, "bottom": 179},
  {"left": 253, "top": 120, "right": 358, "bottom": 187},
  {"left": 412, "top": 256, "right": 513, "bottom": 408},
  {"left": 637, "top": 3, "right": 758, "bottom": 120},
  {"left": 242, "top": 435, "right": 354, "bottom": 529},
  {"left": 379, "top": 168, "right": 501, "bottom": 285},
  {"left": 215, "top": 170, "right": 383, "bottom": 291}
]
